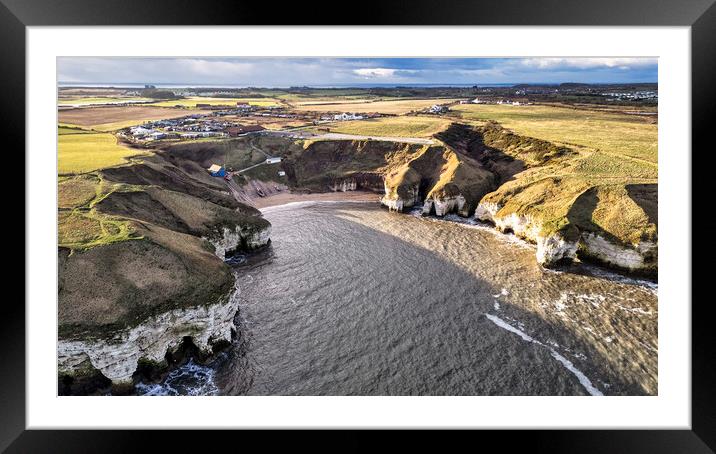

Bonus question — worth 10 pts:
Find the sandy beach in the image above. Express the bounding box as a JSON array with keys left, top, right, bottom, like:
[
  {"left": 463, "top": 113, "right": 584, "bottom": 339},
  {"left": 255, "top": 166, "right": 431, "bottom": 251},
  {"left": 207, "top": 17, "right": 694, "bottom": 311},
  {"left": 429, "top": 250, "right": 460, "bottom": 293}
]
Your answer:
[{"left": 251, "top": 191, "right": 381, "bottom": 209}]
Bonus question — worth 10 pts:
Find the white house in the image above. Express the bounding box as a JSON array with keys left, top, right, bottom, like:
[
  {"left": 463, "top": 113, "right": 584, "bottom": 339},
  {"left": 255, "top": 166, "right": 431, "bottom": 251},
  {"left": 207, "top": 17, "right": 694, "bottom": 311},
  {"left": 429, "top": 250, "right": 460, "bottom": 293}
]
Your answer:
[
  {"left": 129, "top": 126, "right": 153, "bottom": 137},
  {"left": 333, "top": 113, "right": 363, "bottom": 121},
  {"left": 266, "top": 157, "right": 282, "bottom": 164},
  {"left": 429, "top": 104, "right": 448, "bottom": 114}
]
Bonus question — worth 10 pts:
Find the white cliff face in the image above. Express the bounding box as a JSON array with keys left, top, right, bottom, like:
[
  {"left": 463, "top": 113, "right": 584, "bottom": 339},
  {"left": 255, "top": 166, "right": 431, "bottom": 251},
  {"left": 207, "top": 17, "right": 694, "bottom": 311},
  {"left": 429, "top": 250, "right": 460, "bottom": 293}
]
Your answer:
[
  {"left": 58, "top": 289, "right": 240, "bottom": 385},
  {"left": 244, "top": 225, "right": 272, "bottom": 250},
  {"left": 536, "top": 234, "right": 579, "bottom": 266},
  {"left": 423, "top": 194, "right": 467, "bottom": 217},
  {"left": 474, "top": 201, "right": 500, "bottom": 223},
  {"left": 330, "top": 179, "right": 358, "bottom": 192},
  {"left": 475, "top": 201, "right": 657, "bottom": 272},
  {"left": 381, "top": 182, "right": 420, "bottom": 212},
  {"left": 475, "top": 202, "right": 542, "bottom": 240},
  {"left": 477, "top": 201, "right": 575, "bottom": 267},
  {"left": 381, "top": 196, "right": 405, "bottom": 212},
  {"left": 206, "top": 226, "right": 242, "bottom": 259},
  {"left": 581, "top": 233, "right": 656, "bottom": 272},
  {"left": 421, "top": 199, "right": 433, "bottom": 215},
  {"left": 456, "top": 196, "right": 470, "bottom": 217},
  {"left": 205, "top": 224, "right": 271, "bottom": 259}
]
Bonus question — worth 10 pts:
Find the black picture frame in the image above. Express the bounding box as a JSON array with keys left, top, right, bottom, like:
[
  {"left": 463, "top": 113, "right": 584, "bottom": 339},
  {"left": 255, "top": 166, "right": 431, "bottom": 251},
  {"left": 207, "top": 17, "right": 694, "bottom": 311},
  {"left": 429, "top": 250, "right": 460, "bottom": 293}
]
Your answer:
[{"left": 3, "top": 0, "right": 712, "bottom": 451}]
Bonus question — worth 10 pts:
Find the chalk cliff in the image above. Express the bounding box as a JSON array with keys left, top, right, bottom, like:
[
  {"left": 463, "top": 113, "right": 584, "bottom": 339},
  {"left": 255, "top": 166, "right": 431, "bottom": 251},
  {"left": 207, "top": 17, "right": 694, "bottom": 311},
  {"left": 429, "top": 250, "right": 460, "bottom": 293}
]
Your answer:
[{"left": 58, "top": 150, "right": 271, "bottom": 391}]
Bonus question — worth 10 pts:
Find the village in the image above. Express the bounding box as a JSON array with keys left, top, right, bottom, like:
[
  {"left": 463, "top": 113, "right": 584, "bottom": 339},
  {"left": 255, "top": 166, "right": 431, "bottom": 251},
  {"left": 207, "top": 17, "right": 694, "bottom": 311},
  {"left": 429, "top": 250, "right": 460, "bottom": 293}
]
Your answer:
[{"left": 116, "top": 102, "right": 398, "bottom": 143}]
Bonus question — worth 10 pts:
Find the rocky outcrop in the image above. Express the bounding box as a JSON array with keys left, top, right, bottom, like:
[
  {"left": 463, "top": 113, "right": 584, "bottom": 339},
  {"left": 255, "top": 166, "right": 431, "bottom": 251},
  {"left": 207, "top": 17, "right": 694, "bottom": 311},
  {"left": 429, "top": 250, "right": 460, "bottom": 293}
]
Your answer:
[
  {"left": 59, "top": 288, "right": 240, "bottom": 385},
  {"left": 381, "top": 180, "right": 421, "bottom": 212},
  {"left": 475, "top": 200, "right": 656, "bottom": 273},
  {"left": 475, "top": 201, "right": 574, "bottom": 265},
  {"left": 329, "top": 179, "right": 358, "bottom": 192},
  {"left": 475, "top": 202, "right": 541, "bottom": 239},
  {"left": 380, "top": 144, "right": 495, "bottom": 216},
  {"left": 422, "top": 195, "right": 468, "bottom": 217},
  {"left": 536, "top": 233, "right": 579, "bottom": 266},
  {"left": 580, "top": 233, "right": 657, "bottom": 273},
  {"left": 244, "top": 224, "right": 272, "bottom": 250},
  {"left": 205, "top": 223, "right": 271, "bottom": 259}
]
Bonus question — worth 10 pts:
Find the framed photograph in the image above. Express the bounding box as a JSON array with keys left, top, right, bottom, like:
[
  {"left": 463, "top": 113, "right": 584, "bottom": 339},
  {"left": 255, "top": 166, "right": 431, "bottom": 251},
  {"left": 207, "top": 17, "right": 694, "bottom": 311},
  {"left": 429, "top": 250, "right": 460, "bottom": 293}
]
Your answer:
[{"left": 6, "top": 0, "right": 713, "bottom": 450}]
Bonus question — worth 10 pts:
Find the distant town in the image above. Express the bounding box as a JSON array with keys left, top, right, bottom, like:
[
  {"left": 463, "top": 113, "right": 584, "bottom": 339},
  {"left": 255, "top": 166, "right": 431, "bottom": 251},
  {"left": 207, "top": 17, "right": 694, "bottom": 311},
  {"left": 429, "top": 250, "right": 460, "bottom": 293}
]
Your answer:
[{"left": 58, "top": 83, "right": 657, "bottom": 145}]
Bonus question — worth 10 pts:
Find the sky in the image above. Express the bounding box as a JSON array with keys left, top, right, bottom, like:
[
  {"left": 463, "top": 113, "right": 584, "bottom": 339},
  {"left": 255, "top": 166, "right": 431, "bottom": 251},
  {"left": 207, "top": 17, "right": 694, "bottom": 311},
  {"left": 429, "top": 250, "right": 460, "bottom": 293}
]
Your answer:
[{"left": 57, "top": 57, "right": 658, "bottom": 87}]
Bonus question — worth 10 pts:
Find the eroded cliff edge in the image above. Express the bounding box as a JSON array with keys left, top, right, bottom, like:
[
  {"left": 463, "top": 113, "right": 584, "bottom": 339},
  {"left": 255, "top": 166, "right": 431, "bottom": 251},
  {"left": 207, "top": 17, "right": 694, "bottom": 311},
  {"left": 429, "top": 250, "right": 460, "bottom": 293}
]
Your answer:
[
  {"left": 228, "top": 122, "right": 656, "bottom": 275},
  {"left": 58, "top": 149, "right": 271, "bottom": 391}
]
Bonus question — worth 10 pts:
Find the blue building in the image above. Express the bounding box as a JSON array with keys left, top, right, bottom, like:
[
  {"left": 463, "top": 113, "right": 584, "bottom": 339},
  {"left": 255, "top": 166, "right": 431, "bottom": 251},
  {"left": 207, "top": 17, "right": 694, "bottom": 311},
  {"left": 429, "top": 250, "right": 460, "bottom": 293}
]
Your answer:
[{"left": 207, "top": 164, "right": 226, "bottom": 177}]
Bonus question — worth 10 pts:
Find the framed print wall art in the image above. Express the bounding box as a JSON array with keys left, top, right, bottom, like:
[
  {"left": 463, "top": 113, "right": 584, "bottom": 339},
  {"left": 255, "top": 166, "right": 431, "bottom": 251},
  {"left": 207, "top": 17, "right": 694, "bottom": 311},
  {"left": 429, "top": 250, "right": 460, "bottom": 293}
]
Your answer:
[{"left": 4, "top": 0, "right": 713, "bottom": 451}]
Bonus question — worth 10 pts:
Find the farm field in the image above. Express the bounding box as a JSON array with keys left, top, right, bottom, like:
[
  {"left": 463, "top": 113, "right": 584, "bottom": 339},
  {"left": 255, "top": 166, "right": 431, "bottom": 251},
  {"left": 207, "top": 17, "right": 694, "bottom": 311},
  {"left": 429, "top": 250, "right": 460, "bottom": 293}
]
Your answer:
[
  {"left": 148, "top": 97, "right": 282, "bottom": 108},
  {"left": 58, "top": 130, "right": 147, "bottom": 174},
  {"left": 58, "top": 106, "right": 211, "bottom": 131},
  {"left": 294, "top": 98, "right": 462, "bottom": 114},
  {"left": 288, "top": 97, "right": 402, "bottom": 106},
  {"left": 218, "top": 115, "right": 312, "bottom": 130},
  {"left": 58, "top": 97, "right": 154, "bottom": 106},
  {"left": 318, "top": 115, "right": 452, "bottom": 138},
  {"left": 451, "top": 104, "right": 657, "bottom": 164},
  {"left": 58, "top": 126, "right": 91, "bottom": 135}
]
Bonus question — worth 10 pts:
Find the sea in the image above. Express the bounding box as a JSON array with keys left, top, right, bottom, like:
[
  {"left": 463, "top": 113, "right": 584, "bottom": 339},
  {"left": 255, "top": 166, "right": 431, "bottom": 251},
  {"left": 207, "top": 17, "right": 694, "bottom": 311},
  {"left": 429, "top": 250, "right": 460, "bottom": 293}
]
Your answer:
[{"left": 137, "top": 202, "right": 657, "bottom": 396}]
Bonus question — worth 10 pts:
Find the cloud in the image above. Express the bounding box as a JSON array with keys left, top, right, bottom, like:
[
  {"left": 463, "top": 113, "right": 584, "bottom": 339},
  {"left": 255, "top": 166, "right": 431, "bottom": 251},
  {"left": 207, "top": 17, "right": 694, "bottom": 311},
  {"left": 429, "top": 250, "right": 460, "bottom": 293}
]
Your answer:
[
  {"left": 57, "top": 57, "right": 658, "bottom": 86},
  {"left": 172, "top": 58, "right": 255, "bottom": 76},
  {"left": 352, "top": 68, "right": 398, "bottom": 78},
  {"left": 519, "top": 58, "right": 657, "bottom": 70}
]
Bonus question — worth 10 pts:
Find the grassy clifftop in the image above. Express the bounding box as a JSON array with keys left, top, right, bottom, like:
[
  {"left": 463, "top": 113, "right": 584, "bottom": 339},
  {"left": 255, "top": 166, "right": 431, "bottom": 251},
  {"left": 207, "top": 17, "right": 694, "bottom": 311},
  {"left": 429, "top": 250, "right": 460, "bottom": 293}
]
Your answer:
[
  {"left": 451, "top": 121, "right": 657, "bottom": 247},
  {"left": 58, "top": 137, "right": 271, "bottom": 339}
]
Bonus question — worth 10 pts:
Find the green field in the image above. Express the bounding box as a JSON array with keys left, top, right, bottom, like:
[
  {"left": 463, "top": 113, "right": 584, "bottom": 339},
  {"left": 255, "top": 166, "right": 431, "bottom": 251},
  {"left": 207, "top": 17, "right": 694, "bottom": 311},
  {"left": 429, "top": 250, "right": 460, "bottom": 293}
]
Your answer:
[
  {"left": 319, "top": 116, "right": 452, "bottom": 138},
  {"left": 148, "top": 97, "right": 281, "bottom": 108},
  {"left": 451, "top": 104, "right": 657, "bottom": 164},
  {"left": 58, "top": 175, "right": 143, "bottom": 249},
  {"left": 58, "top": 130, "right": 147, "bottom": 174}
]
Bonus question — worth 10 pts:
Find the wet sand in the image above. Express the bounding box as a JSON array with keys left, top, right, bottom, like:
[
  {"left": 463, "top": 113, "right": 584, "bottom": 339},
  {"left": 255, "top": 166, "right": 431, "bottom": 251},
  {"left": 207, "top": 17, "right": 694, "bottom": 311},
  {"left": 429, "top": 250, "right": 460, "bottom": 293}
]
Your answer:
[{"left": 252, "top": 190, "right": 381, "bottom": 209}]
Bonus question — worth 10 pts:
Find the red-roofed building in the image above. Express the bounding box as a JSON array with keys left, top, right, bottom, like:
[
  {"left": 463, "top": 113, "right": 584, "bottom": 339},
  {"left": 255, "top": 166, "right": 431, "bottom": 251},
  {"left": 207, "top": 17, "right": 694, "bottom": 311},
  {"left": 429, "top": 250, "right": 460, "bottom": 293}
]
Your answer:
[{"left": 226, "top": 124, "right": 266, "bottom": 137}]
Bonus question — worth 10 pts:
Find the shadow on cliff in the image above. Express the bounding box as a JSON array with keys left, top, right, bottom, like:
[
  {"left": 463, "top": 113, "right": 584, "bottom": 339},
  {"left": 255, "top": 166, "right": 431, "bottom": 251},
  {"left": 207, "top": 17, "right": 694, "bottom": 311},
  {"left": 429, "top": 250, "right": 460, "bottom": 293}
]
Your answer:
[
  {"left": 435, "top": 123, "right": 527, "bottom": 186},
  {"left": 220, "top": 202, "right": 656, "bottom": 396},
  {"left": 626, "top": 183, "right": 658, "bottom": 226},
  {"left": 568, "top": 184, "right": 658, "bottom": 236},
  {"left": 566, "top": 187, "right": 623, "bottom": 246}
]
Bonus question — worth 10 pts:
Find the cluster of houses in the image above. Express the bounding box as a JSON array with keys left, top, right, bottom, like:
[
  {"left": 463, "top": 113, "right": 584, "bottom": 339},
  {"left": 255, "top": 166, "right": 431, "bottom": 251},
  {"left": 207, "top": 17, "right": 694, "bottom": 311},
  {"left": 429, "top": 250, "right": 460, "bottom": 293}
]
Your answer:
[
  {"left": 316, "top": 112, "right": 382, "bottom": 123},
  {"left": 459, "top": 98, "right": 486, "bottom": 104},
  {"left": 331, "top": 113, "right": 364, "bottom": 121},
  {"left": 458, "top": 97, "right": 527, "bottom": 106},
  {"left": 123, "top": 115, "right": 269, "bottom": 142},
  {"left": 192, "top": 103, "right": 256, "bottom": 111},
  {"left": 428, "top": 104, "right": 450, "bottom": 114},
  {"left": 126, "top": 125, "right": 227, "bottom": 141},
  {"left": 602, "top": 90, "right": 658, "bottom": 101}
]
